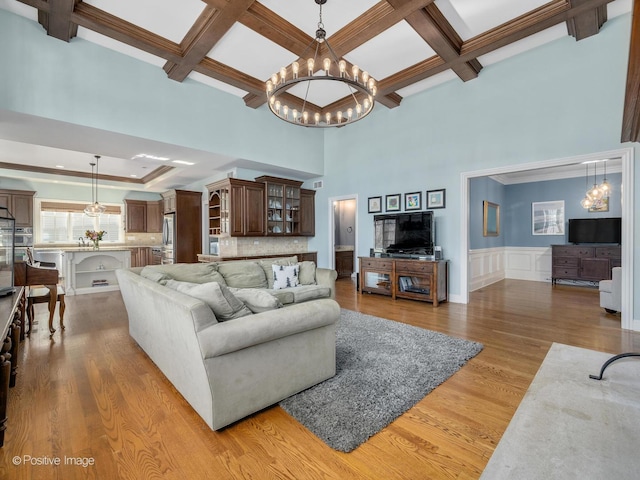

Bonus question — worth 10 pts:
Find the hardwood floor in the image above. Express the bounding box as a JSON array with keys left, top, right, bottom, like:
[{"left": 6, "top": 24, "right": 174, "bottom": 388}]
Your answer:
[{"left": 1, "top": 279, "right": 638, "bottom": 479}]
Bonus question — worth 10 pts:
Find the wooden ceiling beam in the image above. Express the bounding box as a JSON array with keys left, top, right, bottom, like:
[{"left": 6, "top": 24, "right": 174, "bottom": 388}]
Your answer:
[
  {"left": 621, "top": 0, "right": 640, "bottom": 142},
  {"left": 328, "top": 0, "right": 435, "bottom": 56},
  {"left": 392, "top": 1, "right": 482, "bottom": 82},
  {"left": 240, "top": 2, "right": 314, "bottom": 56},
  {"left": 566, "top": 0, "right": 607, "bottom": 40},
  {"left": 164, "top": 0, "right": 255, "bottom": 82},
  {"left": 37, "top": 0, "right": 78, "bottom": 41},
  {"left": 379, "top": 0, "right": 613, "bottom": 97},
  {"left": 71, "top": 2, "right": 183, "bottom": 62},
  {"left": 194, "top": 57, "right": 264, "bottom": 97}
]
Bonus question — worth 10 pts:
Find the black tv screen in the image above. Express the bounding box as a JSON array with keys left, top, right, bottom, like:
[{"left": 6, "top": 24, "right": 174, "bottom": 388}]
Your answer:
[
  {"left": 395, "top": 212, "right": 433, "bottom": 248},
  {"left": 568, "top": 217, "right": 621, "bottom": 244}
]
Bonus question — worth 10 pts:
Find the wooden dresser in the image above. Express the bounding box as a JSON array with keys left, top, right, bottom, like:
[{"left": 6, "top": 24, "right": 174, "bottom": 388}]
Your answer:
[{"left": 551, "top": 244, "right": 621, "bottom": 284}]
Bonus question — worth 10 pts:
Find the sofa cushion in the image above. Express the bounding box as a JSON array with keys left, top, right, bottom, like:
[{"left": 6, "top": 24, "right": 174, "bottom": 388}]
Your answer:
[
  {"left": 165, "top": 279, "right": 252, "bottom": 321},
  {"left": 259, "top": 256, "right": 297, "bottom": 288},
  {"left": 144, "top": 263, "right": 226, "bottom": 285},
  {"left": 140, "top": 267, "right": 171, "bottom": 285},
  {"left": 228, "top": 287, "right": 283, "bottom": 313},
  {"left": 266, "top": 289, "right": 295, "bottom": 305},
  {"left": 289, "top": 285, "right": 332, "bottom": 303},
  {"left": 217, "top": 261, "right": 268, "bottom": 289},
  {"left": 272, "top": 264, "right": 299, "bottom": 290},
  {"left": 298, "top": 261, "right": 317, "bottom": 285}
]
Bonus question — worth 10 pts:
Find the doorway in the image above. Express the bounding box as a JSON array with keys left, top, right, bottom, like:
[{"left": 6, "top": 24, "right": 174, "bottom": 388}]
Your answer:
[
  {"left": 460, "top": 147, "right": 635, "bottom": 331},
  {"left": 329, "top": 196, "right": 357, "bottom": 279}
]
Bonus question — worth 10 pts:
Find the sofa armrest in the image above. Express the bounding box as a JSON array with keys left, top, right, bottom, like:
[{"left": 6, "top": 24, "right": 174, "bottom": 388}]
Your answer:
[
  {"left": 316, "top": 268, "right": 338, "bottom": 299},
  {"left": 198, "top": 298, "right": 340, "bottom": 359}
]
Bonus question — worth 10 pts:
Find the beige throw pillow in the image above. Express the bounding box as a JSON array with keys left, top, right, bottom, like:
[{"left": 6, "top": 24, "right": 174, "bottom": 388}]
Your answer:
[
  {"left": 228, "top": 288, "right": 283, "bottom": 313},
  {"left": 165, "top": 279, "right": 252, "bottom": 321}
]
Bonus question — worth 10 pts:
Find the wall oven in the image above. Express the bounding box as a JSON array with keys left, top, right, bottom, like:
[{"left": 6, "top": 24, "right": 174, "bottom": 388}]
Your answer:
[{"left": 14, "top": 227, "right": 33, "bottom": 247}]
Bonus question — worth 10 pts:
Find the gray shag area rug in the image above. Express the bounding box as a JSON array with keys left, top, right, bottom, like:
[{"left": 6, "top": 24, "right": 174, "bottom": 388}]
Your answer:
[{"left": 279, "top": 309, "right": 483, "bottom": 452}]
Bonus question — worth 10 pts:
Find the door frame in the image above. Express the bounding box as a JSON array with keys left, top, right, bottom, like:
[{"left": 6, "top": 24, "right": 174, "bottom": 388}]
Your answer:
[
  {"left": 460, "top": 147, "right": 635, "bottom": 331},
  {"left": 327, "top": 194, "right": 359, "bottom": 271}
]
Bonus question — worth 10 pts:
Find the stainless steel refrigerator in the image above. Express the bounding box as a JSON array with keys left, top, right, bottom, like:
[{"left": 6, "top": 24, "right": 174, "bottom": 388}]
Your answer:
[{"left": 162, "top": 213, "right": 175, "bottom": 264}]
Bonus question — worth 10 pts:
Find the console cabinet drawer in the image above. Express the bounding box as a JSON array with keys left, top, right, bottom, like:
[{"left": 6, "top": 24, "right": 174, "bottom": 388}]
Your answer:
[
  {"left": 595, "top": 247, "right": 621, "bottom": 259},
  {"left": 553, "top": 267, "right": 579, "bottom": 278},
  {"left": 552, "top": 246, "right": 594, "bottom": 257},
  {"left": 360, "top": 259, "right": 392, "bottom": 271},
  {"left": 395, "top": 260, "right": 435, "bottom": 274},
  {"left": 553, "top": 257, "right": 579, "bottom": 267}
]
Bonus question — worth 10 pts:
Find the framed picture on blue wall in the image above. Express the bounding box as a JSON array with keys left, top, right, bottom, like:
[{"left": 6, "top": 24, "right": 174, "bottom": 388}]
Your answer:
[{"left": 532, "top": 200, "right": 565, "bottom": 235}]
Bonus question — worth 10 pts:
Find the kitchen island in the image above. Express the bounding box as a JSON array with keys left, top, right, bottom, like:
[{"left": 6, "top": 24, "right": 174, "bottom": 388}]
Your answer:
[{"left": 34, "top": 248, "right": 132, "bottom": 296}]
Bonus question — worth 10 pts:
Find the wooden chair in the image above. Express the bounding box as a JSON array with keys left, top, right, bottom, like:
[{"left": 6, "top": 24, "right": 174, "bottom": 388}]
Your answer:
[{"left": 15, "top": 249, "right": 66, "bottom": 337}]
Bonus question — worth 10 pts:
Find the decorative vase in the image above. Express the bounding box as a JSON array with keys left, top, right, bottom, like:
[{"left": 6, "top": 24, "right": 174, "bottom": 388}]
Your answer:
[{"left": 92, "top": 240, "right": 100, "bottom": 250}]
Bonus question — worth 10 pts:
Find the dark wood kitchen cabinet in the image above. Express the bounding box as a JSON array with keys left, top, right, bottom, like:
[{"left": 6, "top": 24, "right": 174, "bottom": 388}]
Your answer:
[
  {"left": 161, "top": 190, "right": 202, "bottom": 263},
  {"left": 206, "top": 179, "right": 265, "bottom": 237},
  {"left": 0, "top": 189, "right": 35, "bottom": 227},
  {"left": 124, "top": 200, "right": 163, "bottom": 234}
]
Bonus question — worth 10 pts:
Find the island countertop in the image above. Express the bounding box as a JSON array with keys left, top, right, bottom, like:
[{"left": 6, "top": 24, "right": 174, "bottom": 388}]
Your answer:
[{"left": 34, "top": 245, "right": 161, "bottom": 252}]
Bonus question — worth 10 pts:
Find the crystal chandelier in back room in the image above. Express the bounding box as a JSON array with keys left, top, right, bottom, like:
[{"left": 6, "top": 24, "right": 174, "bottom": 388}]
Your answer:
[
  {"left": 580, "top": 160, "right": 610, "bottom": 209},
  {"left": 266, "top": 0, "right": 377, "bottom": 127}
]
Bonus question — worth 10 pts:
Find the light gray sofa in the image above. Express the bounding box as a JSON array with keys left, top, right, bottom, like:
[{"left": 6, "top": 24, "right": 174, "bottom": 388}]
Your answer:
[{"left": 116, "top": 256, "right": 340, "bottom": 430}]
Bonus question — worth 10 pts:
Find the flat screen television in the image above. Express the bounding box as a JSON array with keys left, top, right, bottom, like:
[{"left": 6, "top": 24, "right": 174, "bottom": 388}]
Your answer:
[
  {"left": 567, "top": 217, "right": 621, "bottom": 244},
  {"left": 374, "top": 211, "right": 434, "bottom": 253}
]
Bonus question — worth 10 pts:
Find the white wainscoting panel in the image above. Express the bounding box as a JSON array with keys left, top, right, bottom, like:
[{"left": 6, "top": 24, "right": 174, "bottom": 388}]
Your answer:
[
  {"left": 469, "top": 248, "right": 505, "bottom": 292},
  {"left": 505, "top": 247, "right": 552, "bottom": 283},
  {"left": 469, "top": 247, "right": 552, "bottom": 291}
]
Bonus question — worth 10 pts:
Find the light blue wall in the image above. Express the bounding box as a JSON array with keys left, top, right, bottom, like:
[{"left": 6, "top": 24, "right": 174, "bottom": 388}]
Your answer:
[
  {"left": 0, "top": 9, "right": 325, "bottom": 177},
  {"left": 312, "top": 14, "right": 635, "bottom": 303},
  {"left": 1, "top": 10, "right": 638, "bottom": 316},
  {"left": 468, "top": 174, "right": 623, "bottom": 249}
]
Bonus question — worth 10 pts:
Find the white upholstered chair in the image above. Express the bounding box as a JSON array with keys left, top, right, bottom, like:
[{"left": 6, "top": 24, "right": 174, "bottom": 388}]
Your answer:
[{"left": 599, "top": 267, "right": 621, "bottom": 314}]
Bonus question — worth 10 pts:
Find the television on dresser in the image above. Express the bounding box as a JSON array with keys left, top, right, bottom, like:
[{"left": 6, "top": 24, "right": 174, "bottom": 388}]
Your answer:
[{"left": 567, "top": 217, "right": 621, "bottom": 244}]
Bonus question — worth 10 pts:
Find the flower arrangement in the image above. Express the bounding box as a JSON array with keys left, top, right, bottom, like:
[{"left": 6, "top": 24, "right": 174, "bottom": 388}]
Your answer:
[{"left": 86, "top": 230, "right": 106, "bottom": 249}]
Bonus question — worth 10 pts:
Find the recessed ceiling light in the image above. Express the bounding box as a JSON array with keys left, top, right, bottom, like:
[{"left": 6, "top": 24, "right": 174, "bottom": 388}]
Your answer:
[
  {"left": 55, "top": 165, "right": 65, "bottom": 168},
  {"left": 172, "top": 160, "right": 195, "bottom": 166},
  {"left": 130, "top": 174, "right": 138, "bottom": 177},
  {"left": 132, "top": 153, "right": 170, "bottom": 161}
]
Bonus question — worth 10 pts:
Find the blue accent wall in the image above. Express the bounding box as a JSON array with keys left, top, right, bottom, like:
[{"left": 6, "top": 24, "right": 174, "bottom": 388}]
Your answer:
[
  {"left": 469, "top": 177, "right": 506, "bottom": 249},
  {"left": 469, "top": 173, "right": 622, "bottom": 249}
]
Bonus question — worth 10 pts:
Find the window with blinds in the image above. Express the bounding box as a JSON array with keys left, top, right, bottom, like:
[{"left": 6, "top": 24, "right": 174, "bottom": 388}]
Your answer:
[{"left": 39, "top": 201, "right": 123, "bottom": 244}]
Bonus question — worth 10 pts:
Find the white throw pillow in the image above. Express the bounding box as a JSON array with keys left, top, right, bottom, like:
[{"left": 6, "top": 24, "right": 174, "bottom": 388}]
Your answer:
[
  {"left": 165, "top": 279, "right": 252, "bottom": 321},
  {"left": 272, "top": 264, "right": 300, "bottom": 290}
]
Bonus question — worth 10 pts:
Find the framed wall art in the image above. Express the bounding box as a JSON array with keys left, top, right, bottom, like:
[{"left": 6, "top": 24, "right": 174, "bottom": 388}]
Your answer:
[
  {"left": 532, "top": 200, "right": 565, "bottom": 235},
  {"left": 426, "top": 189, "right": 446, "bottom": 209},
  {"left": 404, "top": 191, "right": 422, "bottom": 211},
  {"left": 385, "top": 194, "right": 401, "bottom": 212},
  {"left": 368, "top": 196, "right": 382, "bottom": 213},
  {"left": 483, "top": 201, "right": 500, "bottom": 237}
]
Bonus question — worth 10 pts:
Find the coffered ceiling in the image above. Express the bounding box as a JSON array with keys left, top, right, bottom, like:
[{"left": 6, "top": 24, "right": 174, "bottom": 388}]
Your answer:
[{"left": 0, "top": 0, "right": 637, "bottom": 191}]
